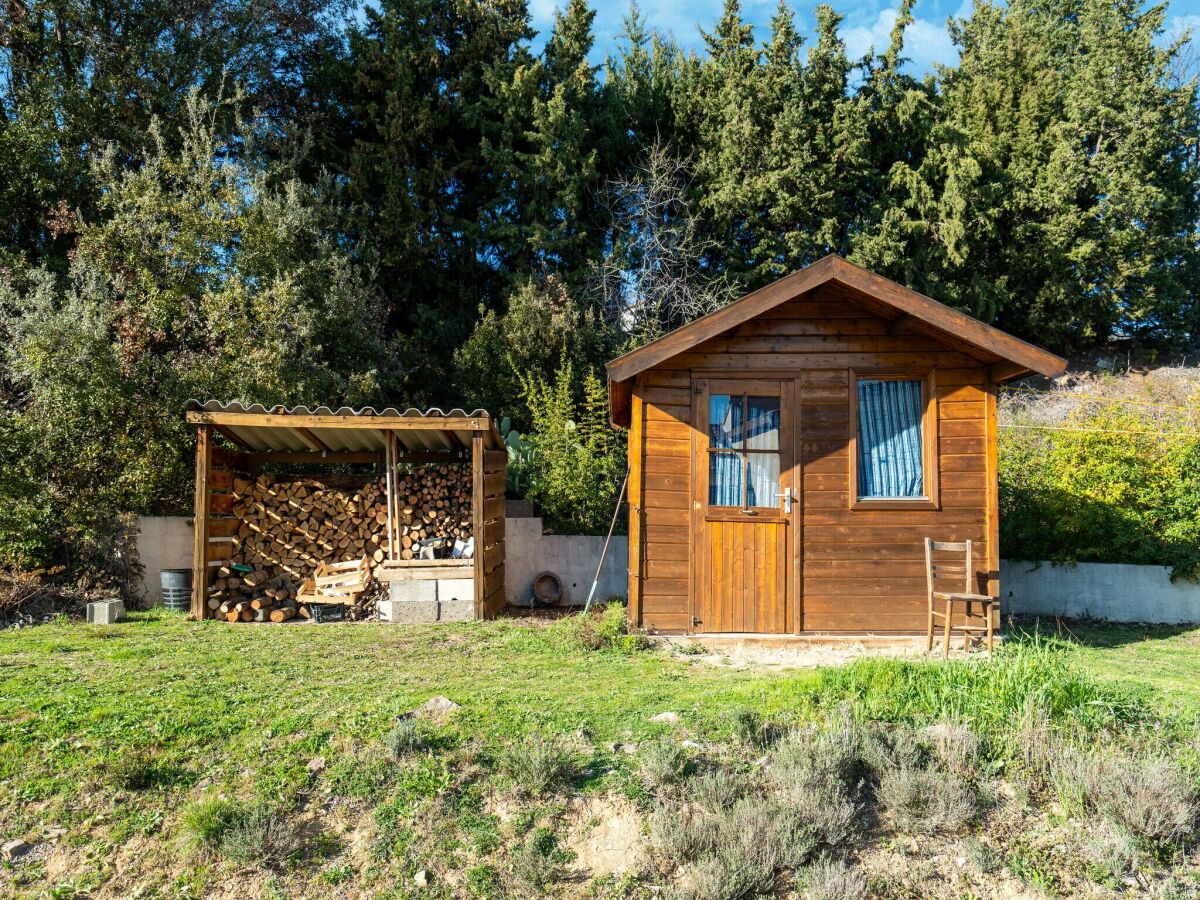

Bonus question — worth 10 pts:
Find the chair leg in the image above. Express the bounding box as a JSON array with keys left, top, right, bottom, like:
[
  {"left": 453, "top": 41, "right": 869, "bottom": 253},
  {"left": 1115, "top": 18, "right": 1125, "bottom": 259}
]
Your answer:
[
  {"left": 986, "top": 604, "right": 994, "bottom": 653},
  {"left": 926, "top": 601, "right": 934, "bottom": 652},
  {"left": 942, "top": 599, "right": 952, "bottom": 658}
]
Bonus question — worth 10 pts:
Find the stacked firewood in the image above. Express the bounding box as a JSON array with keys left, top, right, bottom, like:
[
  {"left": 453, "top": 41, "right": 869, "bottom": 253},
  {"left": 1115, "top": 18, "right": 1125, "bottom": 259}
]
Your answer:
[{"left": 205, "top": 465, "right": 473, "bottom": 623}]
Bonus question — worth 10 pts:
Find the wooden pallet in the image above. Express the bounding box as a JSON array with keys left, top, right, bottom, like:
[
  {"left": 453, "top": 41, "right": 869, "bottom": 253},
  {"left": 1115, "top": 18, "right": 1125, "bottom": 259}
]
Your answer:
[{"left": 296, "top": 556, "right": 371, "bottom": 606}]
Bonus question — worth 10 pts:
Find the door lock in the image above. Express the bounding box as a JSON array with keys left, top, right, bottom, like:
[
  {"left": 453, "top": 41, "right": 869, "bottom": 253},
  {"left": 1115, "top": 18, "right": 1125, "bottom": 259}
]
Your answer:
[{"left": 775, "top": 487, "right": 793, "bottom": 513}]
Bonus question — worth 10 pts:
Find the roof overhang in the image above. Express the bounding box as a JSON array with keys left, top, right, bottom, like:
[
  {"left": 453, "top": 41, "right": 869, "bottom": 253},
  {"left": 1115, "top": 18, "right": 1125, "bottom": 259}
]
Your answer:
[
  {"left": 606, "top": 255, "right": 1067, "bottom": 426},
  {"left": 184, "top": 400, "right": 503, "bottom": 455}
]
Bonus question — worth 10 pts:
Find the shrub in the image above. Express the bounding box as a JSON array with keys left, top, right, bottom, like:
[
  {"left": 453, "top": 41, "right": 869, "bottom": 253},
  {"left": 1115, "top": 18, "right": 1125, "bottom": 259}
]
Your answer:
[
  {"left": 1083, "top": 821, "right": 1141, "bottom": 884},
  {"left": 877, "top": 766, "right": 976, "bottom": 835},
  {"left": 802, "top": 856, "right": 868, "bottom": 900},
  {"left": 180, "top": 798, "right": 298, "bottom": 864},
  {"left": 999, "top": 393, "right": 1200, "bottom": 579},
  {"left": 564, "top": 602, "right": 650, "bottom": 653},
  {"left": 499, "top": 735, "right": 573, "bottom": 797},
  {"left": 688, "top": 769, "right": 745, "bottom": 813},
  {"left": 920, "top": 723, "right": 980, "bottom": 777},
  {"left": 648, "top": 804, "right": 718, "bottom": 865},
  {"left": 518, "top": 357, "right": 626, "bottom": 535},
  {"left": 384, "top": 719, "right": 427, "bottom": 758},
  {"left": 1093, "top": 756, "right": 1198, "bottom": 843},
  {"left": 106, "top": 750, "right": 166, "bottom": 791},
  {"left": 640, "top": 741, "right": 693, "bottom": 791},
  {"left": 511, "top": 826, "right": 570, "bottom": 893}
]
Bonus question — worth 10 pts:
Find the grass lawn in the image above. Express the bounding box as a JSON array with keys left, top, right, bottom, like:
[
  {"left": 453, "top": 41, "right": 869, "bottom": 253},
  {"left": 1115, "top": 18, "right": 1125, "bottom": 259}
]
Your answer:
[{"left": 1, "top": 609, "right": 1197, "bottom": 898}]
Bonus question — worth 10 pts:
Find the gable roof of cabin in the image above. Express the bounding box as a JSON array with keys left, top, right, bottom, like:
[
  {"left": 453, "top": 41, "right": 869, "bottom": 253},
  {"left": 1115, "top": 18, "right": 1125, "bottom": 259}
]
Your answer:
[{"left": 606, "top": 254, "right": 1066, "bottom": 427}]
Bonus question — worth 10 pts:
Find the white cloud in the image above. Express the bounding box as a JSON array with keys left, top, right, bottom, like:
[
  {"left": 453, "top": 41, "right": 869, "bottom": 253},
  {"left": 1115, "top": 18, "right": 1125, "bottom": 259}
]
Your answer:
[{"left": 842, "top": 6, "right": 960, "bottom": 72}]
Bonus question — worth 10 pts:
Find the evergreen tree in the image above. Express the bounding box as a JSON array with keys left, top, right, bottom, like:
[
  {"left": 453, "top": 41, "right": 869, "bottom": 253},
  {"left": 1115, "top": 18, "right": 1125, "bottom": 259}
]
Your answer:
[{"left": 853, "top": 0, "right": 1200, "bottom": 349}]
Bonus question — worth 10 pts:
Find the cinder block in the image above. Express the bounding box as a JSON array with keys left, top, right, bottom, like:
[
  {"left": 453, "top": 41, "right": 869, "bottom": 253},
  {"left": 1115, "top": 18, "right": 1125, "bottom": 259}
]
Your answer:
[
  {"left": 87, "top": 599, "right": 125, "bottom": 625},
  {"left": 436, "top": 578, "right": 475, "bottom": 603},
  {"left": 438, "top": 597, "right": 474, "bottom": 622},
  {"left": 389, "top": 580, "right": 437, "bottom": 603},
  {"left": 378, "top": 599, "right": 440, "bottom": 624}
]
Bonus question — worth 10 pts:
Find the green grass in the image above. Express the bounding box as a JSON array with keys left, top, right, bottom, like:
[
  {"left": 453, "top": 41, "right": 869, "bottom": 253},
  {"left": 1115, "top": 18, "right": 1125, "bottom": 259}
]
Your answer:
[
  {"left": 1017, "top": 618, "right": 1200, "bottom": 710},
  {"left": 0, "top": 608, "right": 1196, "bottom": 895}
]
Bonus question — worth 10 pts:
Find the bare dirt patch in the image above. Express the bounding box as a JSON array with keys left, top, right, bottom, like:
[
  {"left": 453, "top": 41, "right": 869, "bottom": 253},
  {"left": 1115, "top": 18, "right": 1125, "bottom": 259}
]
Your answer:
[{"left": 563, "top": 793, "right": 645, "bottom": 881}]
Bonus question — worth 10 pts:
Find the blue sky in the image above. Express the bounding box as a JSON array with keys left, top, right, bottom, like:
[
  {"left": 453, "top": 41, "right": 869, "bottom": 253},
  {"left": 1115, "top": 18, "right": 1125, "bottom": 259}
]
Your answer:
[{"left": 526, "top": 0, "right": 1200, "bottom": 76}]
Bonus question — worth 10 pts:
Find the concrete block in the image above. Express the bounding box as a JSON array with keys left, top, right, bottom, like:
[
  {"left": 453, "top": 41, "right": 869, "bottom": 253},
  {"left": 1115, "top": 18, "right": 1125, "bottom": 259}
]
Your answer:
[
  {"left": 86, "top": 599, "right": 125, "bottom": 625},
  {"left": 379, "top": 599, "right": 440, "bottom": 624},
  {"left": 438, "top": 597, "right": 474, "bottom": 622},
  {"left": 437, "top": 578, "right": 475, "bottom": 603},
  {"left": 389, "top": 580, "right": 437, "bottom": 603}
]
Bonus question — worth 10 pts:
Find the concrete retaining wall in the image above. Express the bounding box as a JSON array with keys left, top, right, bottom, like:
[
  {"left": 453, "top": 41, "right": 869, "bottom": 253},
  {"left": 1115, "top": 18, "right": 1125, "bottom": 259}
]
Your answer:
[
  {"left": 503, "top": 516, "right": 627, "bottom": 606},
  {"left": 1001, "top": 560, "right": 1200, "bottom": 624},
  {"left": 136, "top": 516, "right": 195, "bottom": 605}
]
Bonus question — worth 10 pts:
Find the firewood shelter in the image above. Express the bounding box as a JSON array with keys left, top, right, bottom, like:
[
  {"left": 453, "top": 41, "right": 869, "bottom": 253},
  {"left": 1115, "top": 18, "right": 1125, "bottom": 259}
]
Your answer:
[{"left": 184, "top": 402, "right": 506, "bottom": 622}]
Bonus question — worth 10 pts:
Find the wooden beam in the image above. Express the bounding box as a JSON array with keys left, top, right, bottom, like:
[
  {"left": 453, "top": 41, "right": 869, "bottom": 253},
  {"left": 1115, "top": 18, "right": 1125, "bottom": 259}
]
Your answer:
[
  {"left": 627, "top": 389, "right": 644, "bottom": 629},
  {"left": 191, "top": 426, "right": 212, "bottom": 620},
  {"left": 213, "top": 424, "right": 253, "bottom": 450},
  {"left": 988, "top": 361, "right": 1033, "bottom": 383},
  {"left": 186, "top": 410, "right": 488, "bottom": 432},
  {"left": 385, "top": 431, "right": 396, "bottom": 562},
  {"left": 294, "top": 427, "right": 331, "bottom": 452},
  {"left": 472, "top": 431, "right": 485, "bottom": 620},
  {"left": 245, "top": 450, "right": 383, "bottom": 465},
  {"left": 888, "top": 313, "right": 915, "bottom": 335}
]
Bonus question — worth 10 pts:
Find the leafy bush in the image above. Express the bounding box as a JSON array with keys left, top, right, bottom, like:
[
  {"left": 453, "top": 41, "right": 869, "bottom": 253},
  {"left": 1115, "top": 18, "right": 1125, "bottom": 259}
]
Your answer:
[
  {"left": 552, "top": 602, "right": 649, "bottom": 653},
  {"left": 648, "top": 803, "right": 718, "bottom": 864},
  {"left": 1000, "top": 388, "right": 1200, "bottom": 579},
  {"left": 180, "top": 796, "right": 299, "bottom": 863},
  {"left": 518, "top": 357, "right": 626, "bottom": 534},
  {"left": 688, "top": 769, "right": 745, "bottom": 813}
]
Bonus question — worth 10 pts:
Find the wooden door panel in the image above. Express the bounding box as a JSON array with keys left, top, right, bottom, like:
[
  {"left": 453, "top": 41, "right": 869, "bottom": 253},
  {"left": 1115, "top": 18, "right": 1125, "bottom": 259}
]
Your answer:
[{"left": 699, "top": 518, "right": 786, "bottom": 633}]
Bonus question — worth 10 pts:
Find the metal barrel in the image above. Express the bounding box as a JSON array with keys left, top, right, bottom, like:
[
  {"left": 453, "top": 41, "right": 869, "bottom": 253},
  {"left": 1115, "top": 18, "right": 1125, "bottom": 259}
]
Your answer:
[{"left": 160, "top": 569, "right": 192, "bottom": 612}]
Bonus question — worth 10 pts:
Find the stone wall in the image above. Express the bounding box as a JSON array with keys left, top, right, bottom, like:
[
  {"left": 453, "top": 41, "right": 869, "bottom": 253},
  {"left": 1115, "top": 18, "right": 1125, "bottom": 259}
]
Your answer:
[{"left": 1001, "top": 560, "right": 1200, "bottom": 624}]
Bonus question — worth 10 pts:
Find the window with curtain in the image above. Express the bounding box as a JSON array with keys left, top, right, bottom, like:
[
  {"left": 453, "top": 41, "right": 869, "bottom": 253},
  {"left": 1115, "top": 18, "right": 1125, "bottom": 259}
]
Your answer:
[
  {"left": 856, "top": 379, "right": 925, "bottom": 499},
  {"left": 708, "top": 394, "right": 781, "bottom": 507}
]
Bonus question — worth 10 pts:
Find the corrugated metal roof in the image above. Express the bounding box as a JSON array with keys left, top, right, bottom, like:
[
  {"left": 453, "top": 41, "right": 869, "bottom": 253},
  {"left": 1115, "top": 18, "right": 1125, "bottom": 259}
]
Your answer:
[{"left": 183, "top": 399, "right": 502, "bottom": 454}]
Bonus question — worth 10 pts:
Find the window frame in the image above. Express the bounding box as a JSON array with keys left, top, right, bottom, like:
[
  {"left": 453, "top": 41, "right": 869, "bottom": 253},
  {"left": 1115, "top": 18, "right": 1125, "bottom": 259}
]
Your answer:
[
  {"left": 704, "top": 391, "right": 783, "bottom": 511},
  {"left": 847, "top": 369, "right": 939, "bottom": 511}
]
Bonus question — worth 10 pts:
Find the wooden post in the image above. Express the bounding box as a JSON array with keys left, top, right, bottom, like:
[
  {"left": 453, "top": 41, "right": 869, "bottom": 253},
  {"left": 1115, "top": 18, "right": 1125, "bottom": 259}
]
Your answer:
[
  {"left": 472, "top": 431, "right": 485, "bottom": 619},
  {"left": 191, "top": 425, "right": 212, "bottom": 619},
  {"left": 984, "top": 377, "right": 1001, "bottom": 632},
  {"left": 384, "top": 430, "right": 395, "bottom": 561}
]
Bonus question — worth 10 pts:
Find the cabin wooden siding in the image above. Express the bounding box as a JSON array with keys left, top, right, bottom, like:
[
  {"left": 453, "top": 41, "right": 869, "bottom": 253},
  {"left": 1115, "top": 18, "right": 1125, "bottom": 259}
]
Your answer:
[{"left": 628, "top": 284, "right": 996, "bottom": 634}]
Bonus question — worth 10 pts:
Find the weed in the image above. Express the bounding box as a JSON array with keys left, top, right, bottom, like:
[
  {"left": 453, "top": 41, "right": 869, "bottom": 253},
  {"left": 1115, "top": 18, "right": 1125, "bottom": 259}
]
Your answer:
[
  {"left": 384, "top": 718, "right": 427, "bottom": 758},
  {"left": 465, "top": 863, "right": 502, "bottom": 898},
  {"left": 802, "top": 855, "right": 868, "bottom": 900},
  {"left": 105, "top": 750, "right": 169, "bottom": 791},
  {"left": 180, "top": 797, "right": 240, "bottom": 852},
  {"left": 325, "top": 752, "right": 395, "bottom": 803},
  {"left": 556, "top": 603, "right": 651, "bottom": 653},
  {"left": 639, "top": 741, "right": 693, "bottom": 791},
  {"left": 877, "top": 766, "right": 976, "bottom": 835},
  {"left": 499, "top": 735, "right": 573, "bottom": 797},
  {"left": 1083, "top": 820, "right": 1141, "bottom": 885},
  {"left": 318, "top": 862, "right": 354, "bottom": 885},
  {"left": 963, "top": 836, "right": 999, "bottom": 874},
  {"left": 920, "top": 722, "right": 980, "bottom": 776}
]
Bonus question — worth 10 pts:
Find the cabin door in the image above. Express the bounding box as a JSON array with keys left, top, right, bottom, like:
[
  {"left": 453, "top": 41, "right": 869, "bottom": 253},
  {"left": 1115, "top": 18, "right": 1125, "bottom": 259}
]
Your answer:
[{"left": 692, "top": 378, "right": 795, "bottom": 633}]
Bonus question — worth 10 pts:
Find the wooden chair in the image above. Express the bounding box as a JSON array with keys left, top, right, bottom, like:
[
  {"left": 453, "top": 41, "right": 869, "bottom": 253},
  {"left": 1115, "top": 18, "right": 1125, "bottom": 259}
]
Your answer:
[{"left": 924, "top": 538, "right": 997, "bottom": 657}]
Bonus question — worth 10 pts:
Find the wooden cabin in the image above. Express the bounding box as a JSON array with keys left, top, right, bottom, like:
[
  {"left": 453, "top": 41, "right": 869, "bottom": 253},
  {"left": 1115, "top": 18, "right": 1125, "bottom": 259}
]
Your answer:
[{"left": 607, "top": 255, "right": 1067, "bottom": 635}]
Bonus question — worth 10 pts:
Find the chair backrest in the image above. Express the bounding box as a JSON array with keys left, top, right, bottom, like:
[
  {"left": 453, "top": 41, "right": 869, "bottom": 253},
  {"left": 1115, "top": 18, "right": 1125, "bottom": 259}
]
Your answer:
[{"left": 924, "top": 537, "right": 973, "bottom": 596}]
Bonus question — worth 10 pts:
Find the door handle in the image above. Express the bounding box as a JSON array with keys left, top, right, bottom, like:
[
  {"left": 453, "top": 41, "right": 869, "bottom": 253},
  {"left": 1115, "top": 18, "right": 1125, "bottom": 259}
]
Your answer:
[{"left": 774, "top": 487, "right": 793, "bottom": 513}]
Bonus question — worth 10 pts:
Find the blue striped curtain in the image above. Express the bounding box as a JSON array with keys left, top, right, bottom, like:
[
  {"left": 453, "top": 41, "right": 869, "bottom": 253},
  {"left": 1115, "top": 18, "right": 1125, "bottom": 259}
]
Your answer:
[
  {"left": 709, "top": 395, "right": 743, "bottom": 506},
  {"left": 745, "top": 397, "right": 780, "bottom": 506},
  {"left": 857, "top": 380, "right": 924, "bottom": 498}
]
